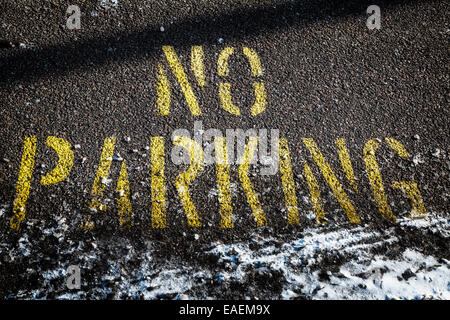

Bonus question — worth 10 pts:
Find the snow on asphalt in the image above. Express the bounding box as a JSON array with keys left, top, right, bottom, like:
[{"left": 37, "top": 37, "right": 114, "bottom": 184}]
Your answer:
[{"left": 1, "top": 210, "right": 449, "bottom": 299}]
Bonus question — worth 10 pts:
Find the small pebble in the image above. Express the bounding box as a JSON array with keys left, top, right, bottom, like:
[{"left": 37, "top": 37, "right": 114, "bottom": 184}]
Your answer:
[
  {"left": 432, "top": 149, "right": 441, "bottom": 158},
  {"left": 113, "top": 154, "right": 123, "bottom": 161}
]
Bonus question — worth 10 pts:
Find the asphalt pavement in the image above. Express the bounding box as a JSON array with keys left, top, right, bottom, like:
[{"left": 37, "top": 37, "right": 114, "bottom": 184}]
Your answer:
[{"left": 0, "top": 0, "right": 448, "bottom": 299}]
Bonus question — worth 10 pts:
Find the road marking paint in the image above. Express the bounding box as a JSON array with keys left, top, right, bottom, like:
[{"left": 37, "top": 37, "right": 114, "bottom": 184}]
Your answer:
[
  {"left": 243, "top": 47, "right": 266, "bottom": 116},
  {"left": 302, "top": 138, "right": 360, "bottom": 224},
  {"left": 217, "top": 47, "right": 235, "bottom": 77},
  {"left": 385, "top": 138, "right": 427, "bottom": 219},
  {"left": 250, "top": 82, "right": 267, "bottom": 116},
  {"left": 151, "top": 136, "right": 167, "bottom": 228},
  {"left": 385, "top": 137, "right": 410, "bottom": 158},
  {"left": 10, "top": 136, "right": 37, "bottom": 230},
  {"left": 8, "top": 134, "right": 432, "bottom": 230},
  {"left": 40, "top": 136, "right": 74, "bottom": 186},
  {"left": 214, "top": 137, "right": 234, "bottom": 228},
  {"left": 392, "top": 181, "right": 427, "bottom": 219},
  {"left": 156, "top": 63, "right": 170, "bottom": 116},
  {"left": 173, "top": 136, "right": 204, "bottom": 227},
  {"left": 303, "top": 162, "right": 325, "bottom": 224},
  {"left": 335, "top": 138, "right": 358, "bottom": 192},
  {"left": 217, "top": 47, "right": 267, "bottom": 116},
  {"left": 116, "top": 161, "right": 133, "bottom": 227},
  {"left": 191, "top": 46, "right": 205, "bottom": 87},
  {"left": 238, "top": 137, "right": 267, "bottom": 226},
  {"left": 83, "top": 136, "right": 116, "bottom": 229},
  {"left": 363, "top": 139, "right": 396, "bottom": 223},
  {"left": 242, "top": 47, "right": 263, "bottom": 77},
  {"left": 218, "top": 82, "right": 241, "bottom": 115},
  {"left": 278, "top": 138, "right": 300, "bottom": 225},
  {"left": 162, "top": 46, "right": 202, "bottom": 116}
]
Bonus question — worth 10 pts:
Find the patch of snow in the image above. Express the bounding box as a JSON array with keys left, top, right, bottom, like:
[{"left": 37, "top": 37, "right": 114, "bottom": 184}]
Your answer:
[{"left": 3, "top": 211, "right": 448, "bottom": 300}]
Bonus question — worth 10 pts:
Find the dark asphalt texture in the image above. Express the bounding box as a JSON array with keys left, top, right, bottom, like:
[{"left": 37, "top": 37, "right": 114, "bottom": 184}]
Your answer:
[{"left": 0, "top": 0, "right": 449, "bottom": 298}]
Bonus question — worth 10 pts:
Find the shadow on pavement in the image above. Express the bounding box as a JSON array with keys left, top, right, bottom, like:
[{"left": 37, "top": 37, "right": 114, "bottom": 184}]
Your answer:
[{"left": 0, "top": 0, "right": 423, "bottom": 86}]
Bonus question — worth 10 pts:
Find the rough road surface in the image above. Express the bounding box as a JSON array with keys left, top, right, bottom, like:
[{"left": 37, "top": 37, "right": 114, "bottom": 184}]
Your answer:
[{"left": 0, "top": 0, "right": 449, "bottom": 299}]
